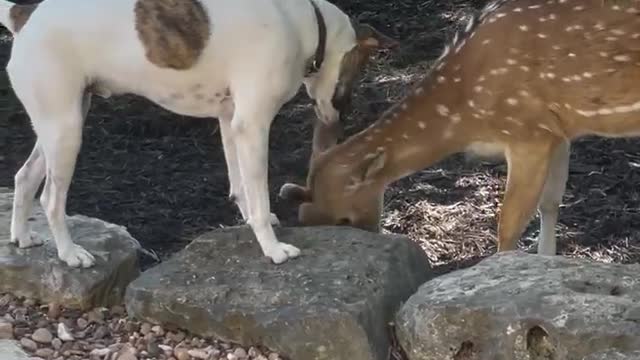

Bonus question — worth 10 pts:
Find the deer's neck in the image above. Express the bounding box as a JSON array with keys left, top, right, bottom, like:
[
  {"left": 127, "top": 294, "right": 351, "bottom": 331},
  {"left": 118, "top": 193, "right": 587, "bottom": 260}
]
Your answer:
[{"left": 336, "top": 77, "right": 475, "bottom": 186}]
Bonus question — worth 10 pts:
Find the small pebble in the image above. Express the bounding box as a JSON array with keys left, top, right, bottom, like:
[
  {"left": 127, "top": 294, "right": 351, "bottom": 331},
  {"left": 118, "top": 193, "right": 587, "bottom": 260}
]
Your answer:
[
  {"left": 227, "top": 354, "right": 238, "bottom": 360},
  {"left": 23, "top": 298, "right": 36, "bottom": 307},
  {"left": 20, "top": 337, "right": 38, "bottom": 352},
  {"left": 0, "top": 321, "right": 13, "bottom": 340},
  {"left": 110, "top": 305, "right": 126, "bottom": 316},
  {"left": 90, "top": 348, "right": 112, "bottom": 356},
  {"left": 174, "top": 348, "right": 190, "bottom": 360},
  {"left": 32, "top": 328, "right": 53, "bottom": 344},
  {"left": 51, "top": 338, "right": 62, "bottom": 350},
  {"left": 158, "top": 344, "right": 173, "bottom": 356},
  {"left": 234, "top": 347, "right": 248, "bottom": 359},
  {"left": 188, "top": 349, "right": 208, "bottom": 359},
  {"left": 268, "top": 353, "right": 281, "bottom": 360},
  {"left": 140, "top": 323, "right": 152, "bottom": 336},
  {"left": 151, "top": 325, "right": 164, "bottom": 336},
  {"left": 57, "top": 323, "right": 74, "bottom": 341},
  {"left": 76, "top": 317, "right": 88, "bottom": 330},
  {"left": 35, "top": 348, "right": 54, "bottom": 358}
]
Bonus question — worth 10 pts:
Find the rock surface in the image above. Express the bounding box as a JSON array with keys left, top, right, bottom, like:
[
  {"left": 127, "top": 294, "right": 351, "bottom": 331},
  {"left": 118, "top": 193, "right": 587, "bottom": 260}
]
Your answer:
[
  {"left": 0, "top": 187, "right": 142, "bottom": 309},
  {"left": 396, "top": 252, "right": 640, "bottom": 360},
  {"left": 0, "top": 340, "right": 30, "bottom": 360},
  {"left": 125, "top": 225, "right": 432, "bottom": 360},
  {"left": 584, "top": 350, "right": 640, "bottom": 360}
]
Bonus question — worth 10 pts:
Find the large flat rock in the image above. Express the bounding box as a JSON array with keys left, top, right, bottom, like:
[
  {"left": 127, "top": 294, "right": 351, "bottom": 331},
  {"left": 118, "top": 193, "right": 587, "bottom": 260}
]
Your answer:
[
  {"left": 584, "top": 350, "right": 640, "bottom": 360},
  {"left": 0, "top": 340, "right": 29, "bottom": 360},
  {"left": 396, "top": 252, "right": 640, "bottom": 360},
  {"left": 125, "top": 226, "right": 432, "bottom": 360},
  {"left": 0, "top": 188, "right": 142, "bottom": 309}
]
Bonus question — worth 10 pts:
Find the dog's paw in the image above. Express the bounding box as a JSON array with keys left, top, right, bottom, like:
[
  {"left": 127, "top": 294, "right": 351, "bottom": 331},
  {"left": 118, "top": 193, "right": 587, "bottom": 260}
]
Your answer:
[
  {"left": 270, "top": 213, "right": 281, "bottom": 226},
  {"left": 264, "top": 242, "right": 301, "bottom": 264},
  {"left": 58, "top": 244, "right": 96, "bottom": 268},
  {"left": 12, "top": 232, "right": 44, "bottom": 248}
]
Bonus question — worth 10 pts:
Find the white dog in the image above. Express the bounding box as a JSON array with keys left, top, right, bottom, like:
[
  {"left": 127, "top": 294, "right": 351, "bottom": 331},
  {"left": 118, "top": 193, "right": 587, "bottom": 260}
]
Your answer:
[{"left": 2, "top": 0, "right": 397, "bottom": 267}]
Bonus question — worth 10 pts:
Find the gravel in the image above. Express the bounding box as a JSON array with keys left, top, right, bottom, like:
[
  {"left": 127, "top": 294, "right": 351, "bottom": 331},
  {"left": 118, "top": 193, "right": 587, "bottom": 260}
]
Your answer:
[{"left": 0, "top": 293, "right": 285, "bottom": 360}]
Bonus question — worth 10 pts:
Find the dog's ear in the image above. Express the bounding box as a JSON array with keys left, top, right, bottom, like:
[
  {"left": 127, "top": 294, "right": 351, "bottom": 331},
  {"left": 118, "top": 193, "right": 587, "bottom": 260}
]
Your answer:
[
  {"left": 279, "top": 182, "right": 312, "bottom": 203},
  {"left": 354, "top": 23, "right": 399, "bottom": 49}
]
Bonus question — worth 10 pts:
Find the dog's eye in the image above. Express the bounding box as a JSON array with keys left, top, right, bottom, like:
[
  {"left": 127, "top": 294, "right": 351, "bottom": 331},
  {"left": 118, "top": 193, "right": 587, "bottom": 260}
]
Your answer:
[{"left": 337, "top": 218, "right": 351, "bottom": 226}]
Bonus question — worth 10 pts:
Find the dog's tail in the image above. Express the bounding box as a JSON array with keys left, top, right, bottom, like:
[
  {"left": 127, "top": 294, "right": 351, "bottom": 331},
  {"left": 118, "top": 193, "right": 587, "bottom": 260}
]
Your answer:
[{"left": 0, "top": 0, "right": 38, "bottom": 35}]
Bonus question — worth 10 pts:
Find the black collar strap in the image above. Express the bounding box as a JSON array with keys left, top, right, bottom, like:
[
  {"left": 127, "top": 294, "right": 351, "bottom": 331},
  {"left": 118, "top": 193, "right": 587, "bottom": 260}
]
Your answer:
[{"left": 307, "top": 0, "right": 326, "bottom": 76}]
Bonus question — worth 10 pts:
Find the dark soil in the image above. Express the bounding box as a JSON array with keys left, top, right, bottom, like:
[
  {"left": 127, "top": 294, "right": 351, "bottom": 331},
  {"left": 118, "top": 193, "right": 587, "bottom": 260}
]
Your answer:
[{"left": 1, "top": 0, "right": 640, "bottom": 277}]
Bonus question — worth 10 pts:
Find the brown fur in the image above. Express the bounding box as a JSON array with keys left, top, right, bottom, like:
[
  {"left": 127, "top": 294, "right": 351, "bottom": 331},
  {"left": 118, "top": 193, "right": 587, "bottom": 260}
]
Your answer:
[
  {"left": 284, "top": 0, "right": 640, "bottom": 253},
  {"left": 134, "top": 0, "right": 210, "bottom": 70},
  {"left": 10, "top": 4, "right": 37, "bottom": 33}
]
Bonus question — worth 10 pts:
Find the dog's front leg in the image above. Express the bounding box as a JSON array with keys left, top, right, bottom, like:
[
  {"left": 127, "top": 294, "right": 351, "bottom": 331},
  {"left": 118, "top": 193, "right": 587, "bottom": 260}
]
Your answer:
[
  {"left": 230, "top": 100, "right": 300, "bottom": 264},
  {"left": 219, "top": 116, "right": 279, "bottom": 226}
]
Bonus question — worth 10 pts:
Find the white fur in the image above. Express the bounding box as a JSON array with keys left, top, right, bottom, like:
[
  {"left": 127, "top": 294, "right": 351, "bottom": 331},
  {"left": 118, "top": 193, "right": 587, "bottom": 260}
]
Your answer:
[{"left": 6, "top": 0, "right": 360, "bottom": 267}]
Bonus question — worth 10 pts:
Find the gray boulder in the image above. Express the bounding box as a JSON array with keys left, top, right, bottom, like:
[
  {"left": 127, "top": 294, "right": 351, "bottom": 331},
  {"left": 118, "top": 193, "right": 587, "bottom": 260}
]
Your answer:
[
  {"left": 0, "top": 187, "right": 142, "bottom": 309},
  {"left": 0, "top": 340, "right": 30, "bottom": 360},
  {"left": 584, "top": 350, "right": 640, "bottom": 360},
  {"left": 125, "top": 225, "right": 432, "bottom": 360},
  {"left": 396, "top": 252, "right": 640, "bottom": 360}
]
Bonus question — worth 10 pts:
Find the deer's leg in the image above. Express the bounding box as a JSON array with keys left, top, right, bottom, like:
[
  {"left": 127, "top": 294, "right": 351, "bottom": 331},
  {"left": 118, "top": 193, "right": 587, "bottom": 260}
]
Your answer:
[
  {"left": 219, "top": 115, "right": 279, "bottom": 226},
  {"left": 497, "top": 142, "right": 556, "bottom": 252},
  {"left": 310, "top": 117, "right": 342, "bottom": 164},
  {"left": 536, "top": 140, "right": 570, "bottom": 255}
]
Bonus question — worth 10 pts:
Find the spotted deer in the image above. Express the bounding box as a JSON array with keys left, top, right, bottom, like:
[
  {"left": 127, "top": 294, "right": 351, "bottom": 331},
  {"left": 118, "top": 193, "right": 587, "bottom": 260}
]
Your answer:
[
  {"left": 280, "top": 0, "right": 640, "bottom": 256},
  {"left": 2, "top": 0, "right": 397, "bottom": 268}
]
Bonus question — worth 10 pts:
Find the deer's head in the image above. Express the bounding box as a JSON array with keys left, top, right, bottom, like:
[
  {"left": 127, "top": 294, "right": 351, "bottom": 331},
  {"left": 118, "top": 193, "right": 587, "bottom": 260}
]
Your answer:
[{"left": 280, "top": 146, "right": 388, "bottom": 232}]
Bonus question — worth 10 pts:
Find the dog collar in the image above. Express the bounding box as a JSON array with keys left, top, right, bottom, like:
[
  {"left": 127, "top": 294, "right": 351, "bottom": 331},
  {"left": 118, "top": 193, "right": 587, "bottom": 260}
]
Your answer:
[{"left": 306, "top": 0, "right": 326, "bottom": 76}]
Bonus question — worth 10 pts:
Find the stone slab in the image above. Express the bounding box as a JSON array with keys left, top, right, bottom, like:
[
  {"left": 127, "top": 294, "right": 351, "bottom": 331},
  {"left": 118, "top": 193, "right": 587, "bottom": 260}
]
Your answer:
[
  {"left": 0, "top": 188, "right": 142, "bottom": 309},
  {"left": 125, "top": 225, "right": 432, "bottom": 360},
  {"left": 396, "top": 252, "right": 640, "bottom": 360},
  {"left": 584, "top": 350, "right": 640, "bottom": 360},
  {"left": 0, "top": 340, "right": 30, "bottom": 360}
]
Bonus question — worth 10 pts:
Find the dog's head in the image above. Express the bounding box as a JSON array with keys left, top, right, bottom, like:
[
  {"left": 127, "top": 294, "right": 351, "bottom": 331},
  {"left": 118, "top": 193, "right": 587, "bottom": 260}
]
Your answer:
[{"left": 303, "top": 20, "right": 398, "bottom": 127}]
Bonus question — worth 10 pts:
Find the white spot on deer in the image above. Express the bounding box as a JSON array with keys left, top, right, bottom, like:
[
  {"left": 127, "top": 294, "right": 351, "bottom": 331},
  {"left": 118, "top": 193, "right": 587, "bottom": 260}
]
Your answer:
[
  {"left": 401, "top": 103, "right": 408, "bottom": 110},
  {"left": 436, "top": 62, "right": 446, "bottom": 71},
  {"left": 490, "top": 68, "right": 509, "bottom": 75},
  {"left": 385, "top": 137, "right": 393, "bottom": 142},
  {"left": 373, "top": 128, "right": 381, "bottom": 133},
  {"left": 496, "top": 12, "right": 507, "bottom": 18},
  {"left": 582, "top": 72, "right": 593, "bottom": 78},
  {"left": 611, "top": 29, "right": 626, "bottom": 36},
  {"left": 506, "top": 116, "right": 524, "bottom": 126},
  {"left": 548, "top": 13, "right": 557, "bottom": 20},
  {"left": 518, "top": 90, "right": 530, "bottom": 97},
  {"left": 474, "top": 85, "right": 483, "bottom": 93},
  {"left": 482, "top": 39, "right": 492, "bottom": 45},
  {"left": 537, "top": 33, "right": 548, "bottom": 39},
  {"left": 365, "top": 135, "right": 373, "bottom": 141},
  {"left": 573, "top": 5, "right": 584, "bottom": 11},
  {"left": 472, "top": 113, "right": 482, "bottom": 119},
  {"left": 509, "top": 48, "right": 521, "bottom": 54},
  {"left": 552, "top": 45, "right": 562, "bottom": 50},
  {"left": 611, "top": 5, "right": 621, "bottom": 11},
  {"left": 437, "top": 76, "right": 446, "bottom": 83},
  {"left": 513, "top": 7, "right": 522, "bottom": 12},
  {"left": 504, "top": 98, "right": 517, "bottom": 106},
  {"left": 571, "top": 75, "right": 581, "bottom": 81},
  {"left": 384, "top": 119, "right": 392, "bottom": 125},
  {"left": 414, "top": 87, "right": 424, "bottom": 95},
  {"left": 443, "top": 128, "right": 454, "bottom": 139},
  {"left": 627, "top": 8, "right": 639, "bottom": 14},
  {"left": 631, "top": 33, "right": 640, "bottom": 39},
  {"left": 501, "top": 129, "right": 511, "bottom": 135},
  {"left": 506, "top": 58, "right": 518, "bottom": 65},
  {"left": 453, "top": 77, "right": 462, "bottom": 83},
  {"left": 564, "top": 103, "right": 572, "bottom": 109},
  {"left": 468, "top": 100, "right": 476, "bottom": 108},
  {"left": 568, "top": 53, "right": 576, "bottom": 58},
  {"left": 376, "top": 146, "right": 385, "bottom": 152},
  {"left": 519, "top": 25, "right": 529, "bottom": 31},
  {"left": 605, "top": 37, "right": 618, "bottom": 42},
  {"left": 599, "top": 51, "right": 608, "bottom": 58},
  {"left": 402, "top": 133, "right": 410, "bottom": 139},
  {"left": 538, "top": 124, "right": 553, "bottom": 132},
  {"left": 417, "top": 121, "right": 426, "bottom": 129},
  {"left": 614, "top": 54, "right": 632, "bottom": 62},
  {"left": 450, "top": 113, "right": 462, "bottom": 123},
  {"left": 528, "top": 4, "right": 541, "bottom": 9},
  {"left": 436, "top": 104, "right": 450, "bottom": 116},
  {"left": 519, "top": 65, "right": 530, "bottom": 72},
  {"left": 478, "top": 75, "right": 486, "bottom": 82}
]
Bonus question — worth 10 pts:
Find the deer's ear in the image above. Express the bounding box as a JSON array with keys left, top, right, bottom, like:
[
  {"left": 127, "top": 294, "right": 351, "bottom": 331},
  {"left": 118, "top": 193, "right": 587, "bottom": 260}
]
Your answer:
[
  {"left": 354, "top": 23, "right": 399, "bottom": 49},
  {"left": 279, "top": 183, "right": 311, "bottom": 203}
]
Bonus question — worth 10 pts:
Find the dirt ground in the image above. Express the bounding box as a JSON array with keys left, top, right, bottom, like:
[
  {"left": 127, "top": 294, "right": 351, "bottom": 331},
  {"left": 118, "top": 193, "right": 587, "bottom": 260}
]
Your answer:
[{"left": 1, "top": 0, "right": 640, "bottom": 276}]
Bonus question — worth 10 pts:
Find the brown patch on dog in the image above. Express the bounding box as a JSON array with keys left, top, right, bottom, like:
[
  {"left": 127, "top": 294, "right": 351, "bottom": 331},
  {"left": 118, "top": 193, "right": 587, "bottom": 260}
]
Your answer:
[
  {"left": 9, "top": 4, "right": 38, "bottom": 34},
  {"left": 134, "top": 0, "right": 211, "bottom": 70}
]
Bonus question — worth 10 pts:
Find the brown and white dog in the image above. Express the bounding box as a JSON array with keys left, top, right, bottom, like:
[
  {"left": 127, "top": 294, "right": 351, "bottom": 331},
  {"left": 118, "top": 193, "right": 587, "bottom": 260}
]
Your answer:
[{"left": 1, "top": 0, "right": 397, "bottom": 267}]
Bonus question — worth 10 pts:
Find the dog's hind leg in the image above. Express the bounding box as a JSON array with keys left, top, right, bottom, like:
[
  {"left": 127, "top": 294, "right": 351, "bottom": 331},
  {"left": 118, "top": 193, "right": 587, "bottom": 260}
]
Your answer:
[
  {"left": 9, "top": 59, "right": 95, "bottom": 268},
  {"left": 10, "top": 141, "right": 46, "bottom": 247}
]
